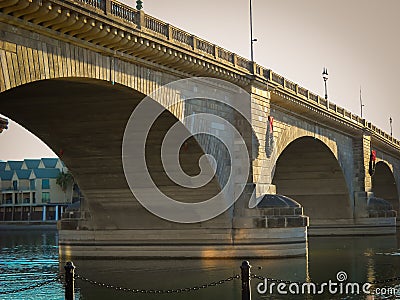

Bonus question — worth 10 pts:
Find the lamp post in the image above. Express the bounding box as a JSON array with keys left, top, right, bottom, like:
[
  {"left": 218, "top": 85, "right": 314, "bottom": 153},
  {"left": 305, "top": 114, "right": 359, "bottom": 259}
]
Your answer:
[
  {"left": 390, "top": 117, "right": 393, "bottom": 136},
  {"left": 322, "top": 67, "right": 329, "bottom": 100},
  {"left": 250, "top": 0, "right": 257, "bottom": 61}
]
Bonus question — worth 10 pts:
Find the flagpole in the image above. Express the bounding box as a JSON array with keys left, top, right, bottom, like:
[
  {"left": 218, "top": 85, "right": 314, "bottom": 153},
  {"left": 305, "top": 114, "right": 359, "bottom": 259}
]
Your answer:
[
  {"left": 250, "top": 0, "right": 254, "bottom": 61},
  {"left": 249, "top": 0, "right": 257, "bottom": 61},
  {"left": 360, "top": 86, "right": 364, "bottom": 118}
]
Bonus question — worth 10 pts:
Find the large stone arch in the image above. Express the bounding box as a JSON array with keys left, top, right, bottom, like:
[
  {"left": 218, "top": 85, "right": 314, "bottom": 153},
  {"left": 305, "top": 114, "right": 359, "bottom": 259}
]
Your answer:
[
  {"left": 272, "top": 136, "right": 352, "bottom": 225},
  {"left": 275, "top": 128, "right": 340, "bottom": 162},
  {"left": 0, "top": 23, "right": 251, "bottom": 203},
  {"left": 269, "top": 112, "right": 355, "bottom": 203},
  {"left": 372, "top": 161, "right": 399, "bottom": 217},
  {"left": 0, "top": 78, "right": 230, "bottom": 230}
]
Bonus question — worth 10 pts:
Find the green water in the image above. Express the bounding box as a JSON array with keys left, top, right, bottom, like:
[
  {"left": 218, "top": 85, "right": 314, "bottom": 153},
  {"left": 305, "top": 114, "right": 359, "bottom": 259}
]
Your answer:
[{"left": 1, "top": 229, "right": 399, "bottom": 299}]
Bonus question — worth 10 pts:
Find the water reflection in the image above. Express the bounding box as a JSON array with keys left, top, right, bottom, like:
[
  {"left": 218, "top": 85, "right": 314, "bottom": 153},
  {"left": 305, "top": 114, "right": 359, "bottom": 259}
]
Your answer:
[
  {"left": 0, "top": 229, "right": 65, "bottom": 300},
  {"left": 308, "top": 235, "right": 398, "bottom": 284},
  {"left": 0, "top": 229, "right": 399, "bottom": 300},
  {"left": 65, "top": 257, "right": 307, "bottom": 300}
]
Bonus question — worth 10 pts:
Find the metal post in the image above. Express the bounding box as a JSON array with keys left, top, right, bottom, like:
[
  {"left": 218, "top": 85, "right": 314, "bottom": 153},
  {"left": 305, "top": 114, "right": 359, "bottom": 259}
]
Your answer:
[
  {"left": 390, "top": 117, "right": 393, "bottom": 136},
  {"left": 360, "top": 86, "right": 364, "bottom": 118},
  {"left": 241, "top": 260, "right": 251, "bottom": 300},
  {"left": 55, "top": 205, "right": 59, "bottom": 221},
  {"left": 42, "top": 205, "right": 46, "bottom": 221},
  {"left": 250, "top": 0, "right": 254, "bottom": 61},
  {"left": 64, "top": 261, "right": 75, "bottom": 300}
]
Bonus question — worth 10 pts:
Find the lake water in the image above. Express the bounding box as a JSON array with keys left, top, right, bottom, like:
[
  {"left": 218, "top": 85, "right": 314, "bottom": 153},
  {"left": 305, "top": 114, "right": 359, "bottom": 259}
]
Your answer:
[{"left": 1, "top": 229, "right": 399, "bottom": 299}]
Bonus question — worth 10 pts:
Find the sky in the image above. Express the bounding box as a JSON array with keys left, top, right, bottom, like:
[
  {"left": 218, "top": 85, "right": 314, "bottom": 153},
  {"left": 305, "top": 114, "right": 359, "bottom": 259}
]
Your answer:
[{"left": 1, "top": 0, "right": 399, "bottom": 160}]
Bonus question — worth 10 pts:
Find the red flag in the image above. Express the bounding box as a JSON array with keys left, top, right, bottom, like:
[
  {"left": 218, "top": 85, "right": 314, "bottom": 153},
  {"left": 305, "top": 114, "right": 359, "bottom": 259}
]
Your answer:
[{"left": 371, "top": 150, "right": 376, "bottom": 162}]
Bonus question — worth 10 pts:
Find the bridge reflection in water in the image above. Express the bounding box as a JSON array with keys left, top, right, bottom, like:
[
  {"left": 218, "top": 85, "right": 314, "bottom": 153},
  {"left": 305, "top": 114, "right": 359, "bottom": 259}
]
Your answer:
[{"left": 1, "top": 229, "right": 399, "bottom": 299}]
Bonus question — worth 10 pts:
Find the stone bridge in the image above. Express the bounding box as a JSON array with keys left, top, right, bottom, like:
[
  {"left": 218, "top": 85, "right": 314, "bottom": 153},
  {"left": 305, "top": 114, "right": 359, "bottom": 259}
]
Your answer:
[{"left": 0, "top": 0, "right": 399, "bottom": 258}]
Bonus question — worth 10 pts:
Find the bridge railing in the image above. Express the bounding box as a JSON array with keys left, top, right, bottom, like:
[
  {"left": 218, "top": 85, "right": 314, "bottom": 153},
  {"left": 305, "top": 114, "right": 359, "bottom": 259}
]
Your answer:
[
  {"left": 54, "top": 0, "right": 400, "bottom": 148},
  {"left": 75, "top": 0, "right": 105, "bottom": 10},
  {"left": 217, "top": 48, "right": 234, "bottom": 64},
  {"left": 110, "top": 0, "right": 136, "bottom": 23},
  {"left": 195, "top": 37, "right": 216, "bottom": 57},
  {"left": 172, "top": 26, "right": 194, "bottom": 47},
  {"left": 144, "top": 14, "right": 168, "bottom": 36},
  {"left": 260, "top": 65, "right": 400, "bottom": 147}
]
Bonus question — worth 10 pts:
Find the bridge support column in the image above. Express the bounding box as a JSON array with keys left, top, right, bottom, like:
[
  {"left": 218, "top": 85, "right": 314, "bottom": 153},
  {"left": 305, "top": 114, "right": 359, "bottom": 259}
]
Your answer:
[
  {"left": 249, "top": 83, "right": 274, "bottom": 197},
  {"left": 352, "top": 133, "right": 396, "bottom": 233},
  {"left": 353, "top": 133, "right": 372, "bottom": 218}
]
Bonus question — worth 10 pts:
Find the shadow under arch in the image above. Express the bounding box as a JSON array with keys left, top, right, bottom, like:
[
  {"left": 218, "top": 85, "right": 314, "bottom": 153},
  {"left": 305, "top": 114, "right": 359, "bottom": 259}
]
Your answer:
[
  {"left": 0, "top": 78, "right": 226, "bottom": 229},
  {"left": 372, "top": 161, "right": 399, "bottom": 216},
  {"left": 272, "top": 136, "right": 352, "bottom": 225}
]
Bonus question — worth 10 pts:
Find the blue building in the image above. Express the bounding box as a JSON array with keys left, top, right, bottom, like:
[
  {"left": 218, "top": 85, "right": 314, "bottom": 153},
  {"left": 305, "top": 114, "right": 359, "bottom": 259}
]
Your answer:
[{"left": 0, "top": 158, "right": 81, "bottom": 223}]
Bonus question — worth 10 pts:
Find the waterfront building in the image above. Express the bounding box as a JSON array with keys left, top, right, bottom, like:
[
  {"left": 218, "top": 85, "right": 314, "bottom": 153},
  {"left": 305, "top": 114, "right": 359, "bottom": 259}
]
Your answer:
[{"left": 0, "top": 158, "right": 81, "bottom": 222}]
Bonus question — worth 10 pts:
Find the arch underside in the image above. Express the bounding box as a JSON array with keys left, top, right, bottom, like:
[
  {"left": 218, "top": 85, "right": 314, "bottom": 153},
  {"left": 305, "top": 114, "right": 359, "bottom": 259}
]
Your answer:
[
  {"left": 0, "top": 78, "right": 230, "bottom": 230},
  {"left": 372, "top": 162, "right": 399, "bottom": 217},
  {"left": 272, "top": 137, "right": 352, "bottom": 225}
]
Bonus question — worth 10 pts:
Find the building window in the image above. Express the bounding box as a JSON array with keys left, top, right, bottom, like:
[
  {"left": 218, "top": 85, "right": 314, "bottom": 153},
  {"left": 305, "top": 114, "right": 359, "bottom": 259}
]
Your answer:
[
  {"left": 30, "top": 179, "right": 35, "bottom": 190},
  {"left": 23, "top": 193, "right": 30, "bottom": 204},
  {"left": 13, "top": 180, "right": 17, "bottom": 191},
  {"left": 42, "top": 192, "right": 50, "bottom": 203},
  {"left": 42, "top": 179, "right": 50, "bottom": 189}
]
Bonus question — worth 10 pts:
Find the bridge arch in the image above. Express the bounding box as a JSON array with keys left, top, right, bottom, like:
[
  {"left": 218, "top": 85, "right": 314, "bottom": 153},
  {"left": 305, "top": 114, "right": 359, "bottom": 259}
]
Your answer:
[
  {"left": 0, "top": 78, "right": 228, "bottom": 229},
  {"left": 372, "top": 161, "right": 399, "bottom": 216},
  {"left": 272, "top": 136, "right": 352, "bottom": 224}
]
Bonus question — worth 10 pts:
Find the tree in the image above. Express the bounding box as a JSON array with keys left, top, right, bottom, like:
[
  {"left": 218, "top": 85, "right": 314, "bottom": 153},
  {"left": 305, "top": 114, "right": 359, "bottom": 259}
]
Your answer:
[{"left": 56, "top": 171, "right": 74, "bottom": 192}]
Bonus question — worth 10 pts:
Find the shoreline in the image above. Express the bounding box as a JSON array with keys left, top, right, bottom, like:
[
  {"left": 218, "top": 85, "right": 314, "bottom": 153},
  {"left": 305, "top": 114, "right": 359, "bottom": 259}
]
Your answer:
[{"left": 0, "top": 222, "right": 57, "bottom": 230}]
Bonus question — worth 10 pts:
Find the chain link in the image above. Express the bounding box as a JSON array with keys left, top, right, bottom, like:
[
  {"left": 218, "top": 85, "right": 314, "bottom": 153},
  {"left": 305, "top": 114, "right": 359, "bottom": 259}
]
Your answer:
[
  {"left": 251, "top": 274, "right": 303, "bottom": 285},
  {"left": 251, "top": 273, "right": 400, "bottom": 286},
  {"left": 0, "top": 276, "right": 60, "bottom": 295},
  {"left": 369, "top": 277, "right": 400, "bottom": 285},
  {"left": 75, "top": 273, "right": 240, "bottom": 294}
]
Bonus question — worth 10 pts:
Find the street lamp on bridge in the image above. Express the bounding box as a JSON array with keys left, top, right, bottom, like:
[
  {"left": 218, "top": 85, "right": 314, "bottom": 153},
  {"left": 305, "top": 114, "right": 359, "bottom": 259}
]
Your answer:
[
  {"left": 136, "top": 0, "right": 142, "bottom": 10},
  {"left": 390, "top": 117, "right": 393, "bottom": 137},
  {"left": 322, "top": 67, "right": 329, "bottom": 100}
]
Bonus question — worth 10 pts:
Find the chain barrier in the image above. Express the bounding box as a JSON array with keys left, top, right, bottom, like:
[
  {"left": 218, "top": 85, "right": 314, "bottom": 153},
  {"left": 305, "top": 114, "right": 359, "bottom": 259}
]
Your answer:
[
  {"left": 0, "top": 276, "right": 61, "bottom": 295},
  {"left": 251, "top": 274, "right": 303, "bottom": 285},
  {"left": 75, "top": 273, "right": 240, "bottom": 294},
  {"left": 369, "top": 277, "right": 400, "bottom": 285},
  {"left": 1, "top": 269, "right": 399, "bottom": 296},
  {"left": 251, "top": 273, "right": 400, "bottom": 286}
]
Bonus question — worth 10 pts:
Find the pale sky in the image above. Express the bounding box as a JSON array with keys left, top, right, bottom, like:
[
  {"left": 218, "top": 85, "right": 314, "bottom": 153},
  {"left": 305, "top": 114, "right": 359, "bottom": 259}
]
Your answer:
[{"left": 1, "top": 0, "right": 399, "bottom": 160}]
